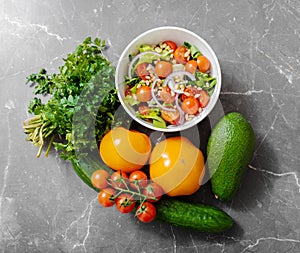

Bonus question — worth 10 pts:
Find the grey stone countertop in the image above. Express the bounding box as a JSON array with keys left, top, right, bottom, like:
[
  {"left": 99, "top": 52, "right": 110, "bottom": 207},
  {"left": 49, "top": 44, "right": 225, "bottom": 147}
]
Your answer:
[{"left": 1, "top": 0, "right": 300, "bottom": 252}]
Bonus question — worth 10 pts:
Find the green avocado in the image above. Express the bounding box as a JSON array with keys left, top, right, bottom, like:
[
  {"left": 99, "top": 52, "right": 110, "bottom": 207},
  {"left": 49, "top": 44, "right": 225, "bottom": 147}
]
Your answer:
[{"left": 207, "top": 112, "right": 256, "bottom": 201}]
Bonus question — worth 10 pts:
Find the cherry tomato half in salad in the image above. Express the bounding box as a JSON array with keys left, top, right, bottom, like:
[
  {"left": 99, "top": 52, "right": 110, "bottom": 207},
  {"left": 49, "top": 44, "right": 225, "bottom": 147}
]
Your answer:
[
  {"left": 198, "top": 90, "right": 210, "bottom": 108},
  {"left": 181, "top": 87, "right": 200, "bottom": 101},
  {"left": 174, "top": 46, "right": 189, "bottom": 64},
  {"left": 115, "top": 193, "right": 136, "bottom": 213},
  {"left": 197, "top": 55, "right": 211, "bottom": 73},
  {"left": 185, "top": 60, "right": 198, "bottom": 74},
  {"left": 97, "top": 188, "right": 116, "bottom": 207},
  {"left": 161, "top": 109, "right": 180, "bottom": 125},
  {"left": 162, "top": 40, "right": 177, "bottom": 51},
  {"left": 91, "top": 169, "right": 109, "bottom": 189},
  {"left": 143, "top": 182, "right": 163, "bottom": 202},
  {"left": 110, "top": 171, "right": 128, "bottom": 189},
  {"left": 160, "top": 87, "right": 176, "bottom": 103},
  {"left": 136, "top": 202, "right": 156, "bottom": 223},
  {"left": 181, "top": 97, "right": 200, "bottom": 115},
  {"left": 138, "top": 104, "right": 150, "bottom": 115},
  {"left": 136, "top": 62, "right": 150, "bottom": 80},
  {"left": 155, "top": 61, "right": 173, "bottom": 78},
  {"left": 136, "top": 86, "right": 152, "bottom": 102},
  {"left": 129, "top": 170, "right": 148, "bottom": 190},
  {"left": 125, "top": 87, "right": 132, "bottom": 96}
]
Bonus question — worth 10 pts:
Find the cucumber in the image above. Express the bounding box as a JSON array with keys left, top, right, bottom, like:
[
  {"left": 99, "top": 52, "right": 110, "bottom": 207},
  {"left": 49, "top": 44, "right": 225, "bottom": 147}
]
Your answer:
[
  {"left": 71, "top": 152, "right": 114, "bottom": 191},
  {"left": 207, "top": 112, "right": 256, "bottom": 201},
  {"left": 71, "top": 158, "right": 95, "bottom": 190},
  {"left": 155, "top": 199, "right": 233, "bottom": 232}
]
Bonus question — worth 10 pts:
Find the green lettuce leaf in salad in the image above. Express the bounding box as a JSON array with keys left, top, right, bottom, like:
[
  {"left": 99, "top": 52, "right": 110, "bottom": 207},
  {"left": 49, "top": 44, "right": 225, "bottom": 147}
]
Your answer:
[
  {"left": 136, "top": 108, "right": 167, "bottom": 129},
  {"left": 153, "top": 119, "right": 167, "bottom": 129},
  {"left": 139, "top": 54, "right": 160, "bottom": 64},
  {"left": 139, "top": 44, "right": 172, "bottom": 60},
  {"left": 124, "top": 95, "right": 140, "bottom": 106},
  {"left": 130, "top": 44, "right": 173, "bottom": 73},
  {"left": 139, "top": 44, "right": 155, "bottom": 53},
  {"left": 191, "top": 72, "right": 217, "bottom": 96},
  {"left": 124, "top": 76, "right": 144, "bottom": 95},
  {"left": 183, "top": 42, "right": 202, "bottom": 59},
  {"left": 125, "top": 76, "right": 141, "bottom": 88}
]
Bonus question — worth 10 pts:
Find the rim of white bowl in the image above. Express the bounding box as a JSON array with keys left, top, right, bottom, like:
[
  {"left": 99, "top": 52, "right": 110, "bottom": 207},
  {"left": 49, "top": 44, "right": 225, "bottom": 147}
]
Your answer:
[{"left": 115, "top": 26, "right": 222, "bottom": 132}]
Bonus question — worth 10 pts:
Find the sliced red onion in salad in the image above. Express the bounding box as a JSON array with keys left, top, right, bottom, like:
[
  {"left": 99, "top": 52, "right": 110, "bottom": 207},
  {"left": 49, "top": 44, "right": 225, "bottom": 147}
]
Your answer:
[
  {"left": 174, "top": 93, "right": 185, "bottom": 125},
  {"left": 165, "top": 71, "right": 196, "bottom": 94}
]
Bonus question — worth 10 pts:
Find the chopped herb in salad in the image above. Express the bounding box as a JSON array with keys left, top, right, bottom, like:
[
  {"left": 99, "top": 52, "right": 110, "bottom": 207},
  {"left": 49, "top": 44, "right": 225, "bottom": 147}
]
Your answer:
[{"left": 124, "top": 40, "right": 217, "bottom": 129}]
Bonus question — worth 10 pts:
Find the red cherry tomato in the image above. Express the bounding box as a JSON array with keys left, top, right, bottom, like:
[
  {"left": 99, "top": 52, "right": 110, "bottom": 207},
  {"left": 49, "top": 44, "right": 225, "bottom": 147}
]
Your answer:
[
  {"left": 138, "top": 104, "right": 150, "bottom": 115},
  {"left": 136, "top": 202, "right": 156, "bottom": 223},
  {"left": 91, "top": 169, "right": 109, "bottom": 189},
  {"left": 136, "top": 63, "right": 150, "bottom": 80},
  {"left": 155, "top": 61, "right": 173, "bottom": 78},
  {"left": 115, "top": 193, "right": 136, "bottom": 213},
  {"left": 174, "top": 46, "right": 189, "bottom": 64},
  {"left": 181, "top": 97, "right": 200, "bottom": 115},
  {"left": 161, "top": 109, "right": 180, "bottom": 125},
  {"left": 110, "top": 171, "right": 128, "bottom": 189},
  {"left": 129, "top": 170, "right": 148, "bottom": 189},
  {"left": 185, "top": 60, "right": 197, "bottom": 74},
  {"left": 197, "top": 55, "right": 211, "bottom": 73},
  {"left": 198, "top": 90, "right": 210, "bottom": 108},
  {"left": 181, "top": 87, "right": 200, "bottom": 101},
  {"left": 162, "top": 40, "right": 177, "bottom": 51},
  {"left": 125, "top": 87, "right": 132, "bottom": 97},
  {"left": 160, "top": 87, "right": 176, "bottom": 103},
  {"left": 136, "top": 86, "right": 152, "bottom": 102},
  {"left": 143, "top": 182, "right": 163, "bottom": 202},
  {"left": 97, "top": 188, "right": 116, "bottom": 207}
]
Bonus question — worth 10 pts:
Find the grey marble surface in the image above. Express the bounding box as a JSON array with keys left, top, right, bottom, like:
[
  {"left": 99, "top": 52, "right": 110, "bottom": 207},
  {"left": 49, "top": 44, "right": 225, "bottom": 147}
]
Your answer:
[{"left": 1, "top": 0, "right": 300, "bottom": 252}]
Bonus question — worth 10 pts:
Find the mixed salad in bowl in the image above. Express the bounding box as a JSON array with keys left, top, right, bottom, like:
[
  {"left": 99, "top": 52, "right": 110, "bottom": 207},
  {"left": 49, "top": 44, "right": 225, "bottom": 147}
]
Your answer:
[{"left": 123, "top": 40, "right": 217, "bottom": 129}]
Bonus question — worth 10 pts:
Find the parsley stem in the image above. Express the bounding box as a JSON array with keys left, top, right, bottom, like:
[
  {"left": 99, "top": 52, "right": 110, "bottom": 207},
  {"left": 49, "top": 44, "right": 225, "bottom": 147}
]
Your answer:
[
  {"left": 31, "top": 127, "right": 40, "bottom": 141},
  {"left": 36, "top": 143, "right": 43, "bottom": 158},
  {"left": 45, "top": 135, "right": 55, "bottom": 157},
  {"left": 23, "top": 122, "right": 43, "bottom": 129},
  {"left": 39, "top": 124, "right": 45, "bottom": 146}
]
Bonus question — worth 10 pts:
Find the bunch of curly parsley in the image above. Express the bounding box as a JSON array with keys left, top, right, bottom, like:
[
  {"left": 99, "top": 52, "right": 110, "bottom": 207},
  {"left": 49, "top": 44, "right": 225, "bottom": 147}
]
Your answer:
[{"left": 23, "top": 37, "right": 123, "bottom": 161}]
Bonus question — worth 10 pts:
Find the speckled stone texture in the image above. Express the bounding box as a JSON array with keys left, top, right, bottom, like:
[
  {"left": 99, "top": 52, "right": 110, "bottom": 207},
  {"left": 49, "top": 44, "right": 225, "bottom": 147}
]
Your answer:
[{"left": 1, "top": 0, "right": 300, "bottom": 252}]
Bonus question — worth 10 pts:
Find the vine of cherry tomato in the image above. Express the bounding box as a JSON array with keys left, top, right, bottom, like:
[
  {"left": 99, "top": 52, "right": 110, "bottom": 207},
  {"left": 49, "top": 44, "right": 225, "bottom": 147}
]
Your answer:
[
  {"left": 91, "top": 169, "right": 109, "bottom": 189},
  {"left": 129, "top": 170, "right": 148, "bottom": 189},
  {"left": 93, "top": 169, "right": 164, "bottom": 223},
  {"left": 136, "top": 202, "right": 157, "bottom": 223},
  {"left": 98, "top": 188, "right": 116, "bottom": 207},
  {"left": 110, "top": 171, "right": 129, "bottom": 189},
  {"left": 115, "top": 193, "right": 136, "bottom": 213},
  {"left": 143, "top": 182, "right": 163, "bottom": 202}
]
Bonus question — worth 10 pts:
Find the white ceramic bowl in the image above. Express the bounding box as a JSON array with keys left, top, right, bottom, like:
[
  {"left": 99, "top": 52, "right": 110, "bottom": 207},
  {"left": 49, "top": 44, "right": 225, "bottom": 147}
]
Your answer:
[{"left": 115, "top": 26, "right": 221, "bottom": 132}]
